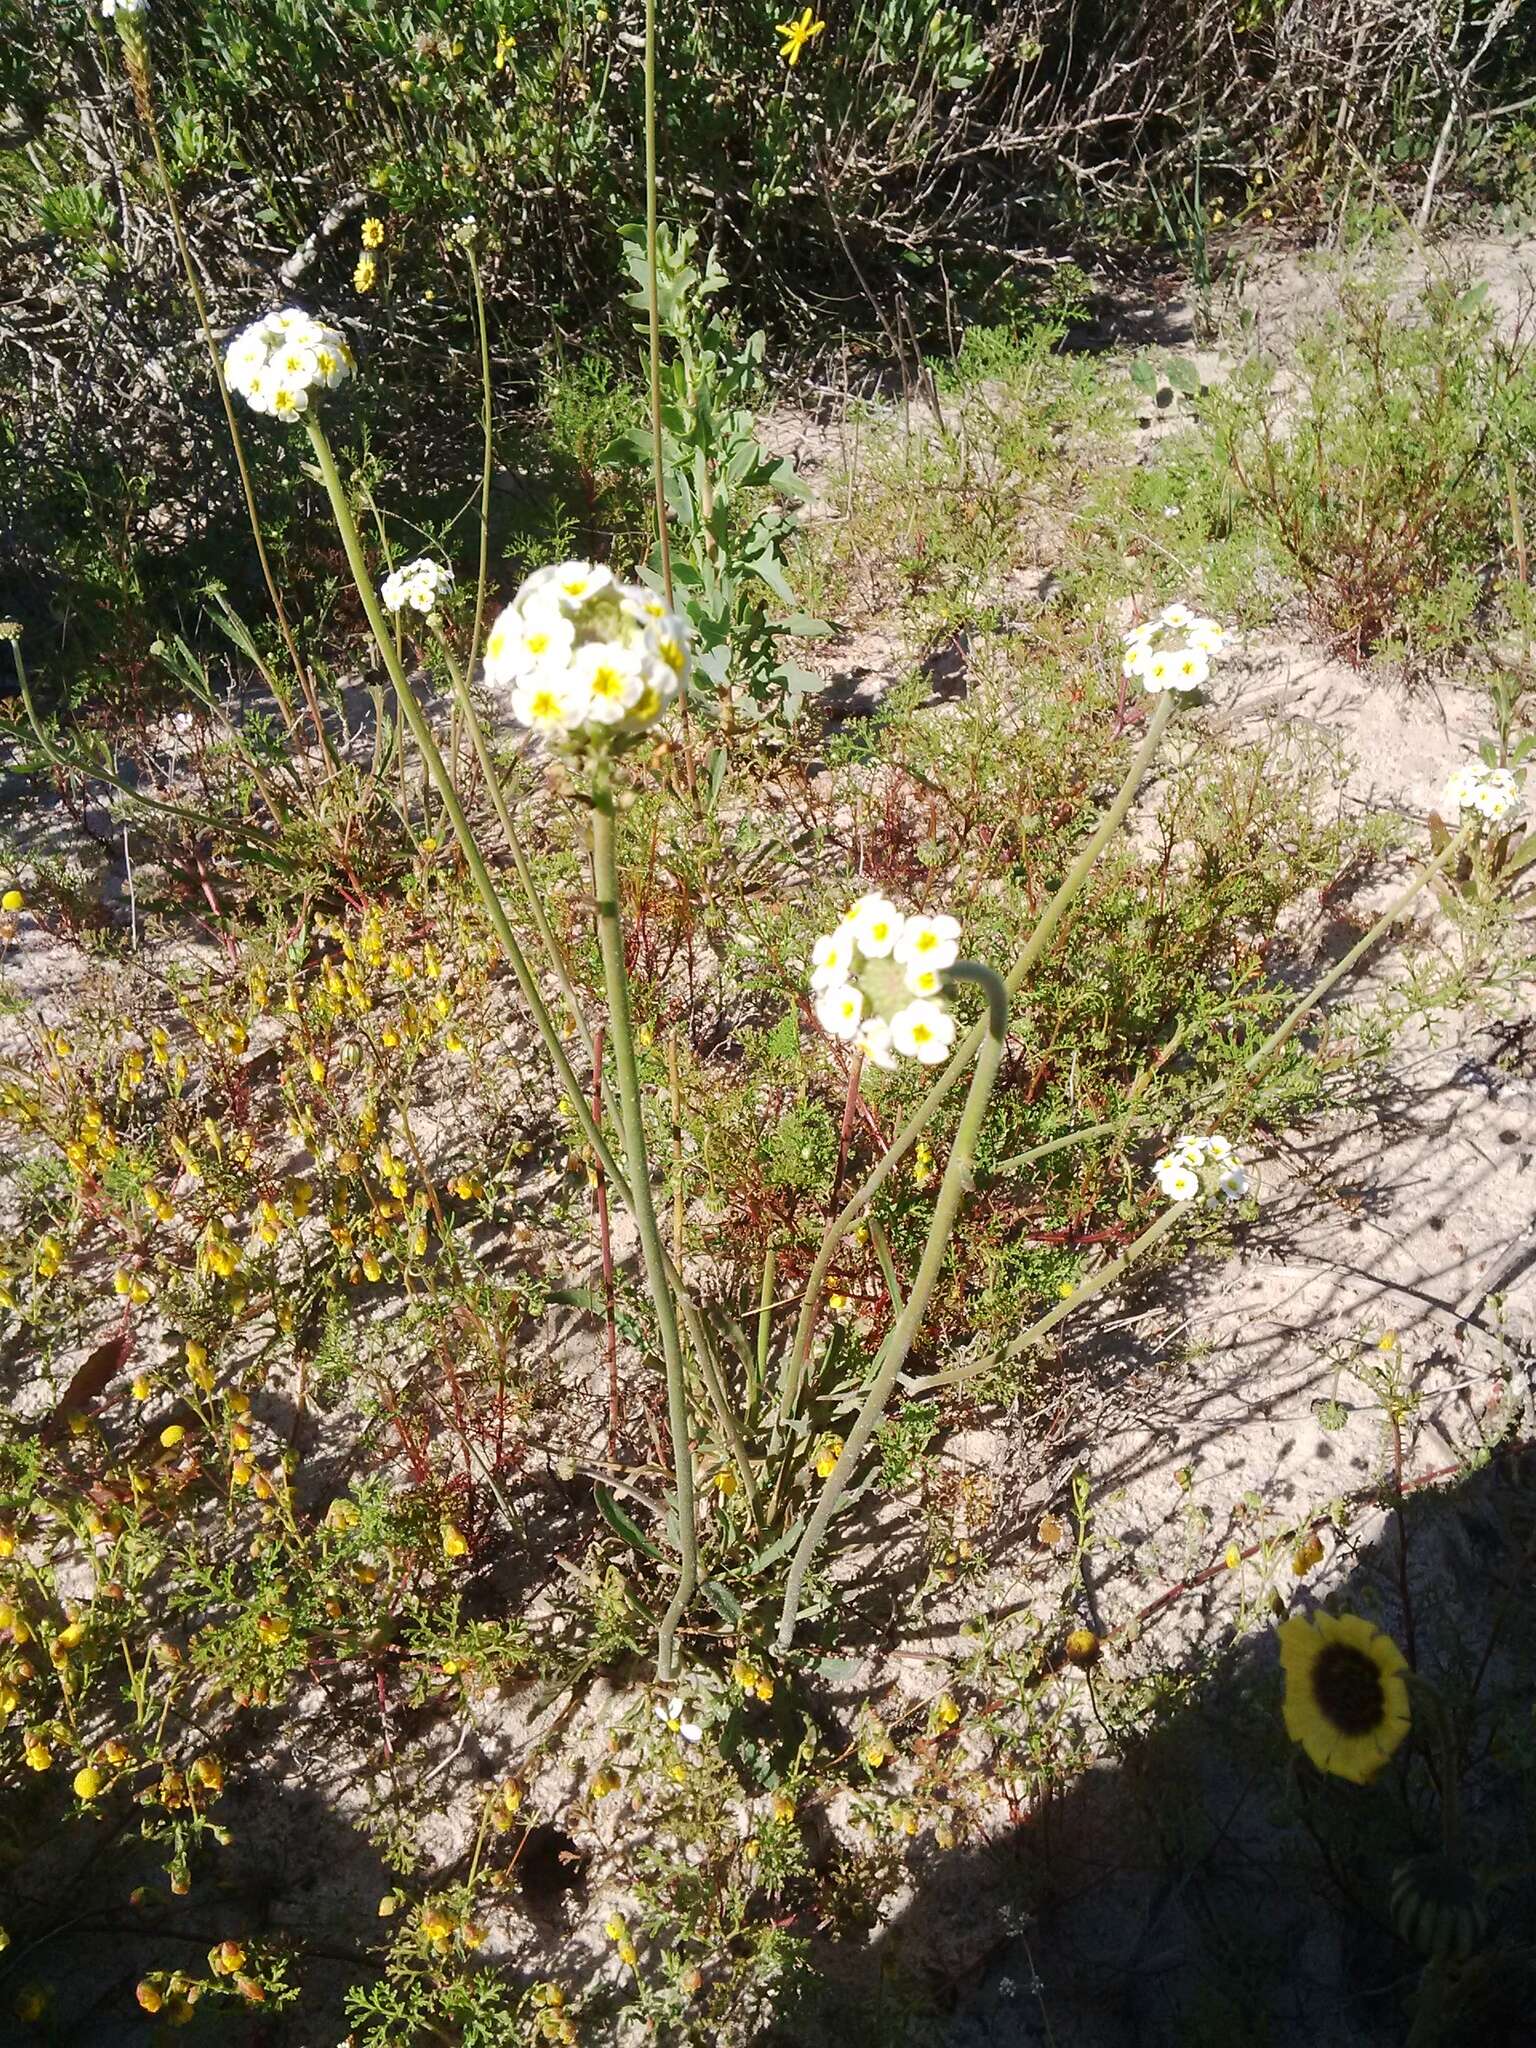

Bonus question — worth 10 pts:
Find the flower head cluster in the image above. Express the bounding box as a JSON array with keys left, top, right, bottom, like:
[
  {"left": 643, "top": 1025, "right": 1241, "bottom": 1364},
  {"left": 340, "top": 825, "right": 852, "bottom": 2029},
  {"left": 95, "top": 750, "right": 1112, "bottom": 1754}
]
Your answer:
[
  {"left": 1442, "top": 759, "right": 1523, "bottom": 829},
  {"left": 381, "top": 558, "right": 453, "bottom": 617},
  {"left": 1122, "top": 602, "right": 1233, "bottom": 695},
  {"left": 1153, "top": 1133, "right": 1249, "bottom": 1205},
  {"left": 102, "top": 0, "right": 146, "bottom": 14},
  {"left": 809, "top": 894, "right": 962, "bottom": 1069},
  {"left": 482, "top": 562, "right": 688, "bottom": 750},
  {"left": 223, "top": 308, "right": 353, "bottom": 423}
]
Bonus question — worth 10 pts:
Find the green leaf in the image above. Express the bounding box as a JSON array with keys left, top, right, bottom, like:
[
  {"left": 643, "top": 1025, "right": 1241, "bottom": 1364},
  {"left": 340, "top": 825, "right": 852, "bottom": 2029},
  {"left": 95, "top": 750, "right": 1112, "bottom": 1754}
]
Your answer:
[
  {"left": 700, "top": 1579, "right": 742, "bottom": 1626},
  {"left": 595, "top": 1485, "right": 664, "bottom": 1561},
  {"left": 1165, "top": 356, "right": 1201, "bottom": 399},
  {"left": 764, "top": 1004, "right": 800, "bottom": 1060},
  {"left": 749, "top": 1518, "right": 805, "bottom": 1575}
]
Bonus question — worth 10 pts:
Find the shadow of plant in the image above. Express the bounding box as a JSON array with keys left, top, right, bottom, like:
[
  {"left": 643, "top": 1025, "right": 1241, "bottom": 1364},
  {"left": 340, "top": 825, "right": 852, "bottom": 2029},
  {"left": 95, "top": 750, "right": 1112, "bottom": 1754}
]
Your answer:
[{"left": 766, "top": 1442, "right": 1536, "bottom": 2048}]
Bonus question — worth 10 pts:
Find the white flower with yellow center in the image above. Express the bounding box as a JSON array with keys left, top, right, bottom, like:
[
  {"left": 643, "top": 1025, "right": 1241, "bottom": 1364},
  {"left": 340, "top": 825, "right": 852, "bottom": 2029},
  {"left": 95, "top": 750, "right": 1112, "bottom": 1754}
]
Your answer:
[
  {"left": 511, "top": 671, "right": 586, "bottom": 739},
  {"left": 1160, "top": 601, "right": 1195, "bottom": 628},
  {"left": 895, "top": 913, "right": 961, "bottom": 973},
  {"left": 267, "top": 379, "right": 309, "bottom": 423},
  {"left": 224, "top": 307, "right": 351, "bottom": 420},
  {"left": 849, "top": 894, "right": 904, "bottom": 958},
  {"left": 807, "top": 892, "right": 969, "bottom": 1068},
  {"left": 1166, "top": 647, "right": 1210, "bottom": 692},
  {"left": 576, "top": 642, "right": 645, "bottom": 726},
  {"left": 654, "top": 1696, "right": 704, "bottom": 1748},
  {"left": 891, "top": 999, "right": 955, "bottom": 1065},
  {"left": 486, "top": 563, "right": 689, "bottom": 750},
  {"left": 1187, "top": 618, "right": 1232, "bottom": 655},
  {"left": 382, "top": 558, "right": 453, "bottom": 617},
  {"left": 814, "top": 984, "right": 864, "bottom": 1040},
  {"left": 533, "top": 561, "right": 616, "bottom": 610},
  {"left": 1154, "top": 1134, "right": 1249, "bottom": 1205},
  {"left": 1442, "top": 759, "right": 1526, "bottom": 828},
  {"left": 856, "top": 1016, "right": 898, "bottom": 1070},
  {"left": 810, "top": 929, "right": 855, "bottom": 993}
]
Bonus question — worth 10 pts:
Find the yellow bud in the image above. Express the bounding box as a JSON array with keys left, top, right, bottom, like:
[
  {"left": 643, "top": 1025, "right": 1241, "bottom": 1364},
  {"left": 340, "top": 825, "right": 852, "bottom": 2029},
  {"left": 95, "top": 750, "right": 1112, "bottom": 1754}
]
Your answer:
[{"left": 73, "top": 1765, "right": 103, "bottom": 1799}]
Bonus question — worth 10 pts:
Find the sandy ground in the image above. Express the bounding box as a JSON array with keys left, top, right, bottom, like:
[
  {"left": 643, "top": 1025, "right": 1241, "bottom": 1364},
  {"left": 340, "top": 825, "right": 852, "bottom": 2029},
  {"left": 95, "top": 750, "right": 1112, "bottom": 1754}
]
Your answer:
[{"left": 3, "top": 227, "right": 1534, "bottom": 2046}]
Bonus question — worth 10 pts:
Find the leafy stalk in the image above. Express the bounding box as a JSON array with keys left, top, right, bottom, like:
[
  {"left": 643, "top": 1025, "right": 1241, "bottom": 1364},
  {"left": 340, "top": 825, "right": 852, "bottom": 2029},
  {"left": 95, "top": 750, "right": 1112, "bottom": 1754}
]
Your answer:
[
  {"left": 774, "top": 962, "right": 1008, "bottom": 1652},
  {"left": 590, "top": 762, "right": 697, "bottom": 1676}
]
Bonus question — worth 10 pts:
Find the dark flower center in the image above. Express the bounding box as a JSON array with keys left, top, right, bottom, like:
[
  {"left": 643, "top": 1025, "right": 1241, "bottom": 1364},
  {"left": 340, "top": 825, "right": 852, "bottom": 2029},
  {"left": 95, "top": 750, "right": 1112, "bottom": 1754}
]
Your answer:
[{"left": 1311, "top": 1642, "right": 1386, "bottom": 1736}]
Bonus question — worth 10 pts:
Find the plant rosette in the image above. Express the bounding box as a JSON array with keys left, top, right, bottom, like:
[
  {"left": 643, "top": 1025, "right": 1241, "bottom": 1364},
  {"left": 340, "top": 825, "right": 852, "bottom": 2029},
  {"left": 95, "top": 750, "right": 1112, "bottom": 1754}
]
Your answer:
[
  {"left": 482, "top": 562, "right": 690, "bottom": 757},
  {"left": 809, "top": 894, "right": 964, "bottom": 1069},
  {"left": 1122, "top": 602, "right": 1234, "bottom": 696}
]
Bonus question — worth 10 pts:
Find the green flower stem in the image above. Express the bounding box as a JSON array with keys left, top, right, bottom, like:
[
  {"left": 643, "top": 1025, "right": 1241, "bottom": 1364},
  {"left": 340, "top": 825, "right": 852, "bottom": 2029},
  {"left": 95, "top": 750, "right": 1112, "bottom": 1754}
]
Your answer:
[
  {"left": 1232, "top": 825, "right": 1475, "bottom": 1087},
  {"left": 310, "top": 413, "right": 747, "bottom": 1602},
  {"left": 307, "top": 416, "right": 626, "bottom": 1230},
  {"left": 464, "top": 244, "right": 496, "bottom": 686},
  {"left": 904, "top": 827, "right": 1478, "bottom": 1400},
  {"left": 125, "top": 37, "right": 331, "bottom": 773},
  {"left": 643, "top": 0, "right": 674, "bottom": 614},
  {"left": 590, "top": 762, "right": 697, "bottom": 1677},
  {"left": 426, "top": 618, "right": 592, "bottom": 1059},
  {"left": 752, "top": 1246, "right": 777, "bottom": 1420},
  {"left": 774, "top": 962, "right": 1008, "bottom": 1654},
  {"left": 775, "top": 692, "right": 1177, "bottom": 1433},
  {"left": 904, "top": 1202, "right": 1185, "bottom": 1394}
]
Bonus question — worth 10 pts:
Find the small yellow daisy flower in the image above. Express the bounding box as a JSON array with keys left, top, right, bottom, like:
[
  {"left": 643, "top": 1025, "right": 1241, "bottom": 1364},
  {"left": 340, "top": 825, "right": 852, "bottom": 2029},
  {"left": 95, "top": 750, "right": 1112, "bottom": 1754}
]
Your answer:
[{"left": 776, "top": 6, "right": 825, "bottom": 64}]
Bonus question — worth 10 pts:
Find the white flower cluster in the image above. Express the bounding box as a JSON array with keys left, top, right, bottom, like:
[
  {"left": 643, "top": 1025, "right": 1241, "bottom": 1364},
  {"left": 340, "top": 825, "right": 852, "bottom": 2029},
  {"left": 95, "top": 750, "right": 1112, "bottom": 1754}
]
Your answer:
[
  {"left": 381, "top": 558, "right": 453, "bottom": 617},
  {"left": 1442, "top": 760, "right": 1523, "bottom": 829},
  {"left": 809, "top": 894, "right": 962, "bottom": 1069},
  {"left": 1122, "top": 602, "right": 1233, "bottom": 695},
  {"left": 482, "top": 562, "right": 688, "bottom": 749},
  {"left": 1153, "top": 1133, "right": 1250, "bottom": 1205},
  {"left": 102, "top": 0, "right": 146, "bottom": 15},
  {"left": 223, "top": 309, "right": 353, "bottom": 423}
]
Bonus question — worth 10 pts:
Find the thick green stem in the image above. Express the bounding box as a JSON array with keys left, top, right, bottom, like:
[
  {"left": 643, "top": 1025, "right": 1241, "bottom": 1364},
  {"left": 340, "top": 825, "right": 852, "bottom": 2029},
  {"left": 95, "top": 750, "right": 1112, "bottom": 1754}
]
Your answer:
[
  {"left": 591, "top": 767, "right": 697, "bottom": 1677},
  {"left": 465, "top": 244, "right": 496, "bottom": 686},
  {"left": 426, "top": 619, "right": 592, "bottom": 1058},
  {"left": 775, "top": 693, "right": 1176, "bottom": 1432},
  {"left": 310, "top": 415, "right": 738, "bottom": 1625},
  {"left": 307, "top": 414, "right": 622, "bottom": 1193},
  {"left": 774, "top": 963, "right": 1008, "bottom": 1654},
  {"left": 643, "top": 0, "right": 675, "bottom": 612}
]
